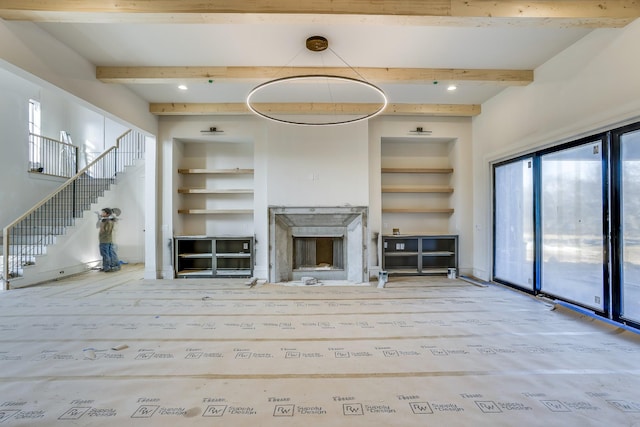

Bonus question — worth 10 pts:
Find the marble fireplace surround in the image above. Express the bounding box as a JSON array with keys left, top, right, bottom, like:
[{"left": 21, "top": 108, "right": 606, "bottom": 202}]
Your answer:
[{"left": 268, "top": 206, "right": 368, "bottom": 283}]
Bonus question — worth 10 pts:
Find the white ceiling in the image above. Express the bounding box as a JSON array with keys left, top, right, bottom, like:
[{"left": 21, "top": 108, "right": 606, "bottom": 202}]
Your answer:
[{"left": 34, "top": 19, "right": 592, "bottom": 106}]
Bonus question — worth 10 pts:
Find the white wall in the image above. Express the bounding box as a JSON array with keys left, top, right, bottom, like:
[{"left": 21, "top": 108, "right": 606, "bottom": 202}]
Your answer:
[
  {"left": 0, "top": 66, "right": 64, "bottom": 228},
  {"left": 0, "top": 62, "right": 137, "bottom": 228},
  {"left": 0, "top": 20, "right": 157, "bottom": 134},
  {"left": 472, "top": 19, "right": 640, "bottom": 281},
  {"left": 266, "top": 121, "right": 369, "bottom": 206}
]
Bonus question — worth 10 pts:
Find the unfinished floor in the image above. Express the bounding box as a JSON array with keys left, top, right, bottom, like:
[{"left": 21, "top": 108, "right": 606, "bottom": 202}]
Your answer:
[{"left": 0, "top": 265, "right": 639, "bottom": 426}]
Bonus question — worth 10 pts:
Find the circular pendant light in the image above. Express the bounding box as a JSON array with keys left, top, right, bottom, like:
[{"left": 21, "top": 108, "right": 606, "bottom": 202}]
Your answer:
[{"left": 246, "top": 36, "right": 388, "bottom": 126}]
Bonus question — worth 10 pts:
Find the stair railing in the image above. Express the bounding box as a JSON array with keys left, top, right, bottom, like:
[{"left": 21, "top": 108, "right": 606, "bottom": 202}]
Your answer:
[
  {"left": 2, "top": 129, "right": 145, "bottom": 289},
  {"left": 28, "top": 133, "right": 79, "bottom": 178}
]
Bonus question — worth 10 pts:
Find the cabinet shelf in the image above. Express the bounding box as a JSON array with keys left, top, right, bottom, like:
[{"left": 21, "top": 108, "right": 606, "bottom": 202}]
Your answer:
[
  {"left": 423, "top": 251, "right": 455, "bottom": 256},
  {"left": 176, "top": 269, "right": 214, "bottom": 277},
  {"left": 179, "top": 253, "right": 214, "bottom": 259},
  {"left": 384, "top": 251, "right": 419, "bottom": 256},
  {"left": 385, "top": 267, "right": 419, "bottom": 274},
  {"left": 216, "top": 253, "right": 252, "bottom": 258}
]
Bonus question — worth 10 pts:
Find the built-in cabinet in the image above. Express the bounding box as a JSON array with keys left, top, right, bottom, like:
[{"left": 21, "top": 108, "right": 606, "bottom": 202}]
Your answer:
[
  {"left": 382, "top": 234, "right": 458, "bottom": 276},
  {"left": 174, "top": 236, "right": 254, "bottom": 278},
  {"left": 173, "top": 140, "right": 255, "bottom": 278},
  {"left": 380, "top": 137, "right": 457, "bottom": 275}
]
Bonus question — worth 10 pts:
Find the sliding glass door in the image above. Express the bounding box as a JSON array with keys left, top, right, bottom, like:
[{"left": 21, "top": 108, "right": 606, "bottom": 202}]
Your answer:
[
  {"left": 619, "top": 127, "right": 640, "bottom": 323},
  {"left": 493, "top": 124, "right": 640, "bottom": 329},
  {"left": 539, "top": 140, "right": 606, "bottom": 310},
  {"left": 494, "top": 158, "right": 534, "bottom": 290}
]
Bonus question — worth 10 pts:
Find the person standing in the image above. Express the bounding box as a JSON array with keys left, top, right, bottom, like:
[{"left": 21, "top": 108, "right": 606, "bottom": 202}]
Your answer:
[{"left": 98, "top": 207, "right": 120, "bottom": 272}]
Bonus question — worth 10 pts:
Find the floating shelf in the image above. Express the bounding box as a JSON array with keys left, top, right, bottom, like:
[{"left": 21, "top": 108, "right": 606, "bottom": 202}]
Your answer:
[
  {"left": 382, "top": 186, "right": 453, "bottom": 193},
  {"left": 178, "top": 168, "right": 254, "bottom": 174},
  {"left": 178, "top": 188, "right": 253, "bottom": 194},
  {"left": 382, "top": 208, "right": 454, "bottom": 214},
  {"left": 381, "top": 168, "right": 453, "bottom": 174},
  {"left": 178, "top": 209, "right": 254, "bottom": 214}
]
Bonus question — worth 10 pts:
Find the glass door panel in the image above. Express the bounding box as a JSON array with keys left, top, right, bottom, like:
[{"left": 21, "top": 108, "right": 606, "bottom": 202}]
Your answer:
[
  {"left": 540, "top": 142, "right": 604, "bottom": 310},
  {"left": 620, "top": 129, "right": 640, "bottom": 323},
  {"left": 494, "top": 158, "right": 534, "bottom": 290}
]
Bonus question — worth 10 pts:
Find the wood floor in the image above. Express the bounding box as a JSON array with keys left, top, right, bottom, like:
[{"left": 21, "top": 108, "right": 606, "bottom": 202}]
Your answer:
[{"left": 0, "top": 264, "right": 639, "bottom": 426}]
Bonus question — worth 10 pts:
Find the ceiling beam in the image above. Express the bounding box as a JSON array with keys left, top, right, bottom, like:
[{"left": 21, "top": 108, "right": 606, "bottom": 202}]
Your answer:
[
  {"left": 149, "top": 103, "right": 481, "bottom": 117},
  {"left": 0, "top": 1, "right": 638, "bottom": 27},
  {"left": 97, "top": 66, "right": 533, "bottom": 86}
]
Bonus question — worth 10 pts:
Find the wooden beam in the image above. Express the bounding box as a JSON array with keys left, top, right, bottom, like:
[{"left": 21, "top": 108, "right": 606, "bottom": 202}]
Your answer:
[
  {"left": 149, "top": 103, "right": 481, "bottom": 117},
  {"left": 97, "top": 66, "right": 533, "bottom": 86},
  {"left": 0, "top": 1, "right": 637, "bottom": 27}
]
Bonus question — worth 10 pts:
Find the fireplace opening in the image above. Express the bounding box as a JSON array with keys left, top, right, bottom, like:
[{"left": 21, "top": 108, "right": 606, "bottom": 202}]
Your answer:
[{"left": 293, "top": 236, "right": 344, "bottom": 271}]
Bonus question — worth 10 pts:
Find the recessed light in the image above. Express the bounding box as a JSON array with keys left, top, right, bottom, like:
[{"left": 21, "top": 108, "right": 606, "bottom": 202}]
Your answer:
[
  {"left": 178, "top": 85, "right": 188, "bottom": 90},
  {"left": 447, "top": 84, "right": 457, "bottom": 91}
]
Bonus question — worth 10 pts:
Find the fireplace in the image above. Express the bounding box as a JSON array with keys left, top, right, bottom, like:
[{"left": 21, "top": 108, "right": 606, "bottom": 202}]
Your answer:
[
  {"left": 293, "top": 236, "right": 344, "bottom": 270},
  {"left": 268, "top": 206, "right": 368, "bottom": 283}
]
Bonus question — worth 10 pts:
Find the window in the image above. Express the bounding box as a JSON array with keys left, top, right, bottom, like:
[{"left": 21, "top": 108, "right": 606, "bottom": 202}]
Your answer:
[{"left": 28, "top": 99, "right": 42, "bottom": 170}]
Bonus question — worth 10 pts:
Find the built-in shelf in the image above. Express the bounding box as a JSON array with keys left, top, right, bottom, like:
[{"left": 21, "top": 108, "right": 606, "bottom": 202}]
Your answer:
[
  {"left": 382, "top": 208, "right": 454, "bottom": 214},
  {"left": 178, "top": 168, "right": 254, "bottom": 174},
  {"left": 177, "top": 166, "right": 254, "bottom": 215},
  {"left": 178, "top": 188, "right": 253, "bottom": 194},
  {"left": 382, "top": 186, "right": 453, "bottom": 193},
  {"left": 175, "top": 140, "right": 255, "bottom": 240},
  {"left": 381, "top": 139, "right": 456, "bottom": 237},
  {"left": 178, "top": 209, "right": 253, "bottom": 214},
  {"left": 381, "top": 167, "right": 454, "bottom": 174}
]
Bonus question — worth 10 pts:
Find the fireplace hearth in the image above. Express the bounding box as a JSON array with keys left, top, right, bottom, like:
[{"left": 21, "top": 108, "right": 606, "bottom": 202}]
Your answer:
[{"left": 268, "top": 206, "right": 368, "bottom": 283}]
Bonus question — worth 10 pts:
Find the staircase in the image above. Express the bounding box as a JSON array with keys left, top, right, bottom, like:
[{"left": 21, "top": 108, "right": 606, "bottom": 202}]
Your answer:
[{"left": 1, "top": 130, "right": 145, "bottom": 289}]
